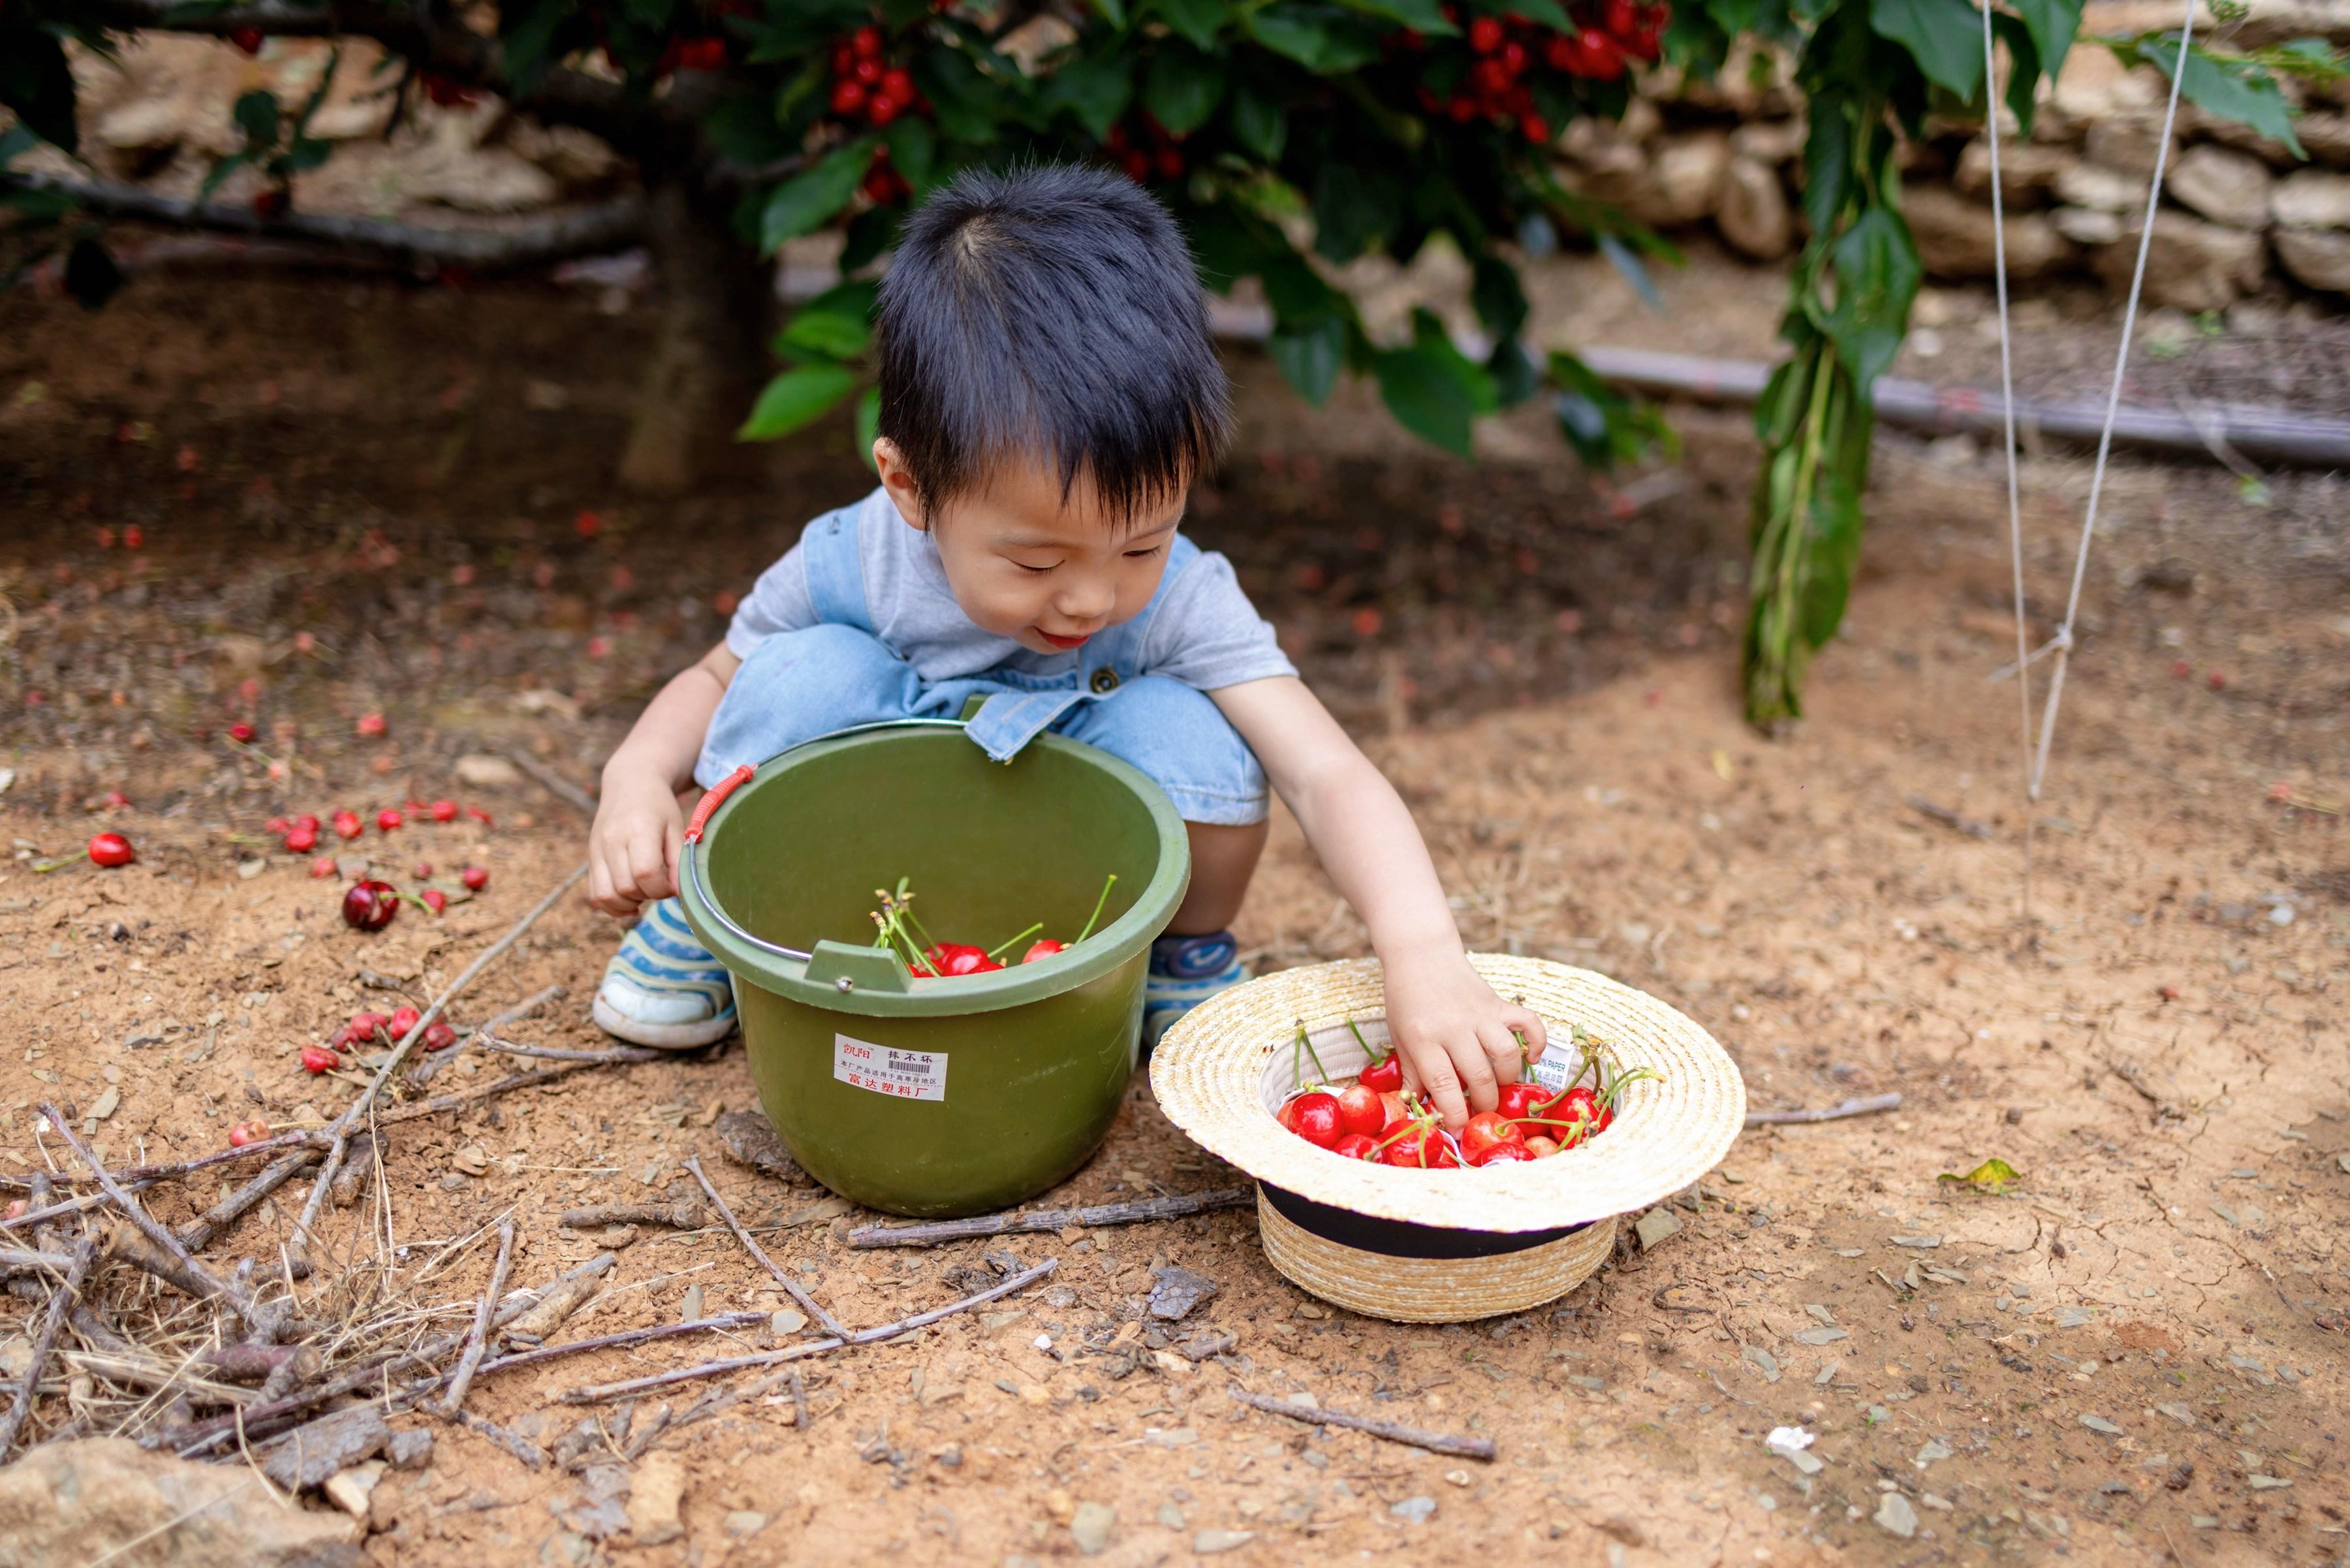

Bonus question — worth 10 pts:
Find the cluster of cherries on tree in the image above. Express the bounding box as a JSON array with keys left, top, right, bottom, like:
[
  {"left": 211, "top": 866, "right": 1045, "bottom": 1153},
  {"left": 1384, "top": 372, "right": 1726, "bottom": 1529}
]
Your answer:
[
  {"left": 821, "top": 24, "right": 930, "bottom": 204},
  {"left": 1405, "top": 0, "right": 1669, "bottom": 144}
]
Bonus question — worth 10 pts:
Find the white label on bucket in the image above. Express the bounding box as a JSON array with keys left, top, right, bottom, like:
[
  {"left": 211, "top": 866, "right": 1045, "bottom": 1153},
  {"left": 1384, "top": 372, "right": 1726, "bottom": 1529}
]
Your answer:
[
  {"left": 833, "top": 1034, "right": 948, "bottom": 1102},
  {"left": 1526, "top": 1036, "right": 1584, "bottom": 1094}
]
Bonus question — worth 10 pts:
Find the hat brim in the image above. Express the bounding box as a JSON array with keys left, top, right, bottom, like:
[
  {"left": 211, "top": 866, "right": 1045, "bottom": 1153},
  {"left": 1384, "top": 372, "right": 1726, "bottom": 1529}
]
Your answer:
[{"left": 1149, "top": 954, "right": 1746, "bottom": 1234}]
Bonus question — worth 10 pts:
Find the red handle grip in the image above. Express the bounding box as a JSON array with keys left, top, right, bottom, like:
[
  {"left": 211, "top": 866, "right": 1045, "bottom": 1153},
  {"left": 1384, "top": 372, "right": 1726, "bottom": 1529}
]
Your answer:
[{"left": 683, "top": 764, "right": 755, "bottom": 843}]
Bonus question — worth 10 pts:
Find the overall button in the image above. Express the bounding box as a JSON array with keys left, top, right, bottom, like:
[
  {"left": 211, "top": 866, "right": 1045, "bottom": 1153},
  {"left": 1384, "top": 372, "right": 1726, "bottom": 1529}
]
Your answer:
[{"left": 1089, "top": 667, "right": 1121, "bottom": 694}]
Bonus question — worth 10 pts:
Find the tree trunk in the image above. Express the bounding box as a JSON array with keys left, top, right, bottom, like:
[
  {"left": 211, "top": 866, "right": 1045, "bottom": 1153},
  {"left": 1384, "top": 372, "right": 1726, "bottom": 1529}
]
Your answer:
[{"left": 617, "top": 176, "right": 769, "bottom": 495}]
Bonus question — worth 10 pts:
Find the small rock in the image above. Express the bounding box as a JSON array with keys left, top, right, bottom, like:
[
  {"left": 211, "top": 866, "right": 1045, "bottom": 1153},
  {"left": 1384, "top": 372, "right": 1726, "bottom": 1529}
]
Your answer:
[
  {"left": 2054, "top": 1307, "right": 2093, "bottom": 1328},
  {"left": 0, "top": 1439, "right": 363, "bottom": 1567},
  {"left": 1156, "top": 1502, "right": 1186, "bottom": 1529},
  {"left": 1874, "top": 1492, "right": 1919, "bottom": 1539},
  {"left": 2167, "top": 145, "right": 2273, "bottom": 229},
  {"left": 1390, "top": 1496, "right": 1437, "bottom": 1524},
  {"left": 1889, "top": 1234, "right": 1941, "bottom": 1249},
  {"left": 1915, "top": 1439, "right": 1953, "bottom": 1466},
  {"left": 1905, "top": 186, "right": 2071, "bottom": 278},
  {"left": 451, "top": 1144, "right": 491, "bottom": 1178},
  {"left": 1716, "top": 157, "right": 1793, "bottom": 260},
  {"left": 2080, "top": 1415, "right": 2123, "bottom": 1435},
  {"left": 1147, "top": 1266, "right": 1219, "bottom": 1323},
  {"left": 2155, "top": 1402, "right": 2196, "bottom": 1426},
  {"left": 2248, "top": 1475, "right": 2291, "bottom": 1490},
  {"left": 714, "top": 1110, "right": 803, "bottom": 1182},
  {"left": 770, "top": 1308, "right": 807, "bottom": 1336},
  {"left": 385, "top": 1429, "right": 434, "bottom": 1470},
  {"left": 625, "top": 1452, "right": 687, "bottom": 1545},
  {"left": 2094, "top": 213, "right": 2265, "bottom": 312},
  {"left": 1194, "top": 1528, "right": 1256, "bottom": 1554},
  {"left": 2272, "top": 170, "right": 2350, "bottom": 230},
  {"left": 1635, "top": 1208, "right": 1684, "bottom": 1251},
  {"left": 2053, "top": 206, "right": 2123, "bottom": 246},
  {"left": 1742, "top": 1344, "right": 1781, "bottom": 1383},
  {"left": 1794, "top": 1327, "right": 1847, "bottom": 1345},
  {"left": 322, "top": 1461, "right": 386, "bottom": 1519},
  {"left": 679, "top": 1284, "right": 703, "bottom": 1323},
  {"left": 1070, "top": 1500, "right": 1116, "bottom": 1555},
  {"left": 258, "top": 1404, "right": 389, "bottom": 1490},
  {"left": 556, "top": 1464, "right": 631, "bottom": 1541},
  {"left": 723, "top": 1510, "right": 769, "bottom": 1537},
  {"left": 2274, "top": 228, "right": 2350, "bottom": 294},
  {"left": 454, "top": 755, "right": 522, "bottom": 787}
]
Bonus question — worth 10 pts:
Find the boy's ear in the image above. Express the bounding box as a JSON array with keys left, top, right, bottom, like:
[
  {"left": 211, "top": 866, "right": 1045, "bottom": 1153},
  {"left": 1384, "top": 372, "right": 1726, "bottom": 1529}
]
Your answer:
[{"left": 871, "top": 438, "right": 928, "bottom": 532}]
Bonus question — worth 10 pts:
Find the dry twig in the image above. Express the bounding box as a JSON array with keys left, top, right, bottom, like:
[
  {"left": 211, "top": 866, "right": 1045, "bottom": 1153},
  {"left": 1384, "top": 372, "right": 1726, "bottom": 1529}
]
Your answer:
[
  {"left": 1230, "top": 1388, "right": 1497, "bottom": 1460},
  {"left": 477, "top": 1035, "right": 684, "bottom": 1065},
  {"left": 561, "top": 1200, "right": 702, "bottom": 1230},
  {"left": 681, "top": 1156, "right": 847, "bottom": 1339},
  {"left": 409, "top": 983, "right": 569, "bottom": 1088},
  {"left": 1743, "top": 1093, "right": 1902, "bottom": 1127},
  {"left": 848, "top": 1187, "right": 1252, "bottom": 1249},
  {"left": 473, "top": 1311, "right": 771, "bottom": 1379},
  {"left": 178, "top": 1148, "right": 318, "bottom": 1252},
  {"left": 439, "top": 1220, "right": 515, "bottom": 1417},
  {"left": 0, "top": 1234, "right": 95, "bottom": 1454},
  {"left": 505, "top": 750, "right": 600, "bottom": 813}
]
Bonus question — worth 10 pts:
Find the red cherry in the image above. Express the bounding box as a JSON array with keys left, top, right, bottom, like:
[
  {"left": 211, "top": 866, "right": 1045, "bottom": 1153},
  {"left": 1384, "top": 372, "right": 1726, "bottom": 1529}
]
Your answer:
[
  {"left": 332, "top": 810, "right": 364, "bottom": 840},
  {"left": 293, "top": 813, "right": 320, "bottom": 832},
  {"left": 252, "top": 189, "right": 289, "bottom": 221},
  {"left": 377, "top": 809, "right": 403, "bottom": 832},
  {"left": 1519, "top": 112, "right": 1550, "bottom": 142},
  {"left": 228, "top": 721, "right": 257, "bottom": 744},
  {"left": 851, "top": 24, "right": 883, "bottom": 57},
  {"left": 341, "top": 879, "right": 398, "bottom": 932},
  {"left": 2171, "top": 659, "right": 2192, "bottom": 679},
  {"left": 1334, "top": 1082, "right": 1387, "bottom": 1138},
  {"left": 1605, "top": 0, "right": 1638, "bottom": 36},
  {"left": 356, "top": 712, "right": 387, "bottom": 738},
  {"left": 300, "top": 1045, "right": 341, "bottom": 1074},
  {"left": 1578, "top": 29, "right": 1626, "bottom": 78},
  {"left": 121, "top": 525, "right": 144, "bottom": 549},
  {"left": 1120, "top": 150, "right": 1152, "bottom": 181},
  {"left": 265, "top": 815, "right": 289, "bottom": 834},
  {"left": 678, "top": 37, "right": 725, "bottom": 71},
  {"left": 461, "top": 865, "right": 488, "bottom": 892},
  {"left": 422, "top": 1021, "right": 459, "bottom": 1051},
  {"left": 388, "top": 1006, "right": 422, "bottom": 1039},
  {"left": 418, "top": 888, "right": 445, "bottom": 915},
  {"left": 832, "top": 80, "right": 868, "bottom": 115},
  {"left": 1461, "top": 1110, "right": 1528, "bottom": 1161},
  {"left": 87, "top": 832, "right": 135, "bottom": 868},
  {"left": 230, "top": 26, "right": 264, "bottom": 54},
  {"left": 1022, "top": 937, "right": 1064, "bottom": 963},
  {"left": 868, "top": 95, "right": 901, "bottom": 126},
  {"left": 413, "top": 862, "right": 435, "bottom": 879},
  {"left": 430, "top": 798, "right": 459, "bottom": 823},
  {"left": 310, "top": 855, "right": 339, "bottom": 878},
  {"left": 1468, "top": 15, "right": 1503, "bottom": 51},
  {"left": 1471, "top": 1140, "right": 1537, "bottom": 1165},
  {"left": 227, "top": 1119, "right": 269, "bottom": 1147},
  {"left": 284, "top": 824, "right": 318, "bottom": 853},
  {"left": 1279, "top": 1091, "right": 1345, "bottom": 1149},
  {"left": 853, "top": 55, "right": 882, "bottom": 84},
  {"left": 879, "top": 67, "right": 916, "bottom": 105},
  {"left": 101, "top": 789, "right": 130, "bottom": 809},
  {"left": 2208, "top": 670, "right": 2227, "bottom": 690},
  {"left": 1330, "top": 1133, "right": 1383, "bottom": 1161},
  {"left": 347, "top": 1011, "right": 386, "bottom": 1039},
  {"left": 466, "top": 806, "right": 495, "bottom": 826},
  {"left": 1500, "top": 39, "right": 1528, "bottom": 72},
  {"left": 1358, "top": 1050, "right": 1403, "bottom": 1093}
]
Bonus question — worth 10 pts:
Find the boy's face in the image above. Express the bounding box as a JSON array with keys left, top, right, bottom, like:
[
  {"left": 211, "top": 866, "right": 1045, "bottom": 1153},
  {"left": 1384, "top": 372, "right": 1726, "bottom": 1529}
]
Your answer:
[{"left": 875, "top": 442, "right": 1182, "bottom": 657}]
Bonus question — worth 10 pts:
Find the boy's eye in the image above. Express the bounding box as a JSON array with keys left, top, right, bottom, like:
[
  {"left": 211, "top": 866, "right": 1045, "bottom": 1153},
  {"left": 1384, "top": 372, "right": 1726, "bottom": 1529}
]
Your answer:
[
  {"left": 1014, "top": 561, "right": 1057, "bottom": 576},
  {"left": 1123, "top": 545, "right": 1165, "bottom": 560}
]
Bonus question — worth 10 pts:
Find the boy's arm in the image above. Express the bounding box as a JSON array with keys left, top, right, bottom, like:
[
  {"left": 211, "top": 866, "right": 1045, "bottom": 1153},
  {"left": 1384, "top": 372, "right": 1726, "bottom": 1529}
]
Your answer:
[
  {"left": 588, "top": 640, "right": 742, "bottom": 916},
  {"left": 1212, "top": 676, "right": 1546, "bottom": 1129}
]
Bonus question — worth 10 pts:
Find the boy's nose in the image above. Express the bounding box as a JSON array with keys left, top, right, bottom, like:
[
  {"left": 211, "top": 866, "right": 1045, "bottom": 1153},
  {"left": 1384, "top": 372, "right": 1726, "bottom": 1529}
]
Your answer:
[{"left": 1057, "top": 578, "right": 1116, "bottom": 621}]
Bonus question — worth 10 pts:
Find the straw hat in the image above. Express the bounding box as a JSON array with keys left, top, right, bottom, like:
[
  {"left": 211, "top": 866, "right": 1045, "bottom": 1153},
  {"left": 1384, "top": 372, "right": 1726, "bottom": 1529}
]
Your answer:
[{"left": 1150, "top": 954, "right": 1746, "bottom": 1236}]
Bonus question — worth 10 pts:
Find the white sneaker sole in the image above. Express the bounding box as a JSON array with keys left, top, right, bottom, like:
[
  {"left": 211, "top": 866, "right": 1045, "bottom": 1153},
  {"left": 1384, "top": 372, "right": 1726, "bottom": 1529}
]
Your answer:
[{"left": 590, "top": 995, "right": 738, "bottom": 1050}]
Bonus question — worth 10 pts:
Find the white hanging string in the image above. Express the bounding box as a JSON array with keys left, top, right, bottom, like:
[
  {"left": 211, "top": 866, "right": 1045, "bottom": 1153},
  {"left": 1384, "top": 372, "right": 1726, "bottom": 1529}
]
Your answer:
[{"left": 2020, "top": 0, "right": 2200, "bottom": 802}]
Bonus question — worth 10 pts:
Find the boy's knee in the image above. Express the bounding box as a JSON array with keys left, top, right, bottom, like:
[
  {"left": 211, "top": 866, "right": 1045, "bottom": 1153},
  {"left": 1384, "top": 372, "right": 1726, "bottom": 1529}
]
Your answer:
[{"left": 698, "top": 625, "right": 915, "bottom": 784}]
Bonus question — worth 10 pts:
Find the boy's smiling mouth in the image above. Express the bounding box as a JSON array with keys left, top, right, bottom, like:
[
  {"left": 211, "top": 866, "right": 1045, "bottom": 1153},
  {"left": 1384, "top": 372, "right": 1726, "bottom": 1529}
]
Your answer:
[{"left": 1037, "top": 630, "right": 1091, "bottom": 650}]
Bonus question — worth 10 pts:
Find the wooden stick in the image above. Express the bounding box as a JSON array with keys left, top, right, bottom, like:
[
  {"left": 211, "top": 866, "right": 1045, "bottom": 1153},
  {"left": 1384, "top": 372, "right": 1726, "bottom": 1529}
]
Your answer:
[
  {"left": 177, "top": 1147, "right": 317, "bottom": 1251},
  {"left": 560, "top": 1200, "right": 702, "bottom": 1230},
  {"left": 409, "top": 983, "right": 569, "bottom": 1088},
  {"left": 0, "top": 1128, "right": 322, "bottom": 1199},
  {"left": 0, "top": 1234, "right": 95, "bottom": 1454},
  {"left": 471, "top": 1311, "right": 772, "bottom": 1379},
  {"left": 848, "top": 1188, "right": 1253, "bottom": 1249},
  {"left": 1743, "top": 1093, "right": 1902, "bottom": 1127},
  {"left": 291, "top": 864, "right": 587, "bottom": 1261},
  {"left": 561, "top": 1258, "right": 1059, "bottom": 1404},
  {"left": 1905, "top": 796, "right": 1993, "bottom": 840},
  {"left": 450, "top": 1407, "right": 546, "bottom": 1470},
  {"left": 681, "top": 1156, "right": 847, "bottom": 1340},
  {"left": 477, "top": 1035, "right": 682, "bottom": 1065},
  {"left": 0, "top": 1247, "right": 84, "bottom": 1274},
  {"left": 383, "top": 1056, "right": 661, "bottom": 1125},
  {"left": 42, "top": 1106, "right": 278, "bottom": 1340},
  {"left": 330, "top": 1133, "right": 381, "bottom": 1208},
  {"left": 1229, "top": 1388, "right": 1497, "bottom": 1460},
  {"left": 505, "top": 750, "right": 599, "bottom": 813},
  {"left": 438, "top": 1219, "right": 514, "bottom": 1417}
]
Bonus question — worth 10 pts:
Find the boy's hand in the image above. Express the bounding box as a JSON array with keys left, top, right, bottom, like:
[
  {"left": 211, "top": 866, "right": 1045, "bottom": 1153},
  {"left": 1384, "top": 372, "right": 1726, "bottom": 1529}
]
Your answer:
[
  {"left": 587, "top": 768, "right": 687, "bottom": 916},
  {"left": 1381, "top": 946, "right": 1549, "bottom": 1131}
]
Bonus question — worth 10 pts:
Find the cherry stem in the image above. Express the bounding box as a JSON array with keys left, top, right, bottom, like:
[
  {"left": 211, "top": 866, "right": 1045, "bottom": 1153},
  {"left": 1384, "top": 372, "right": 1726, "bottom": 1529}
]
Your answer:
[
  {"left": 985, "top": 922, "right": 1043, "bottom": 962},
  {"left": 1292, "top": 1024, "right": 1334, "bottom": 1086},
  {"left": 1345, "top": 1015, "right": 1389, "bottom": 1070},
  {"left": 1072, "top": 873, "right": 1118, "bottom": 946}
]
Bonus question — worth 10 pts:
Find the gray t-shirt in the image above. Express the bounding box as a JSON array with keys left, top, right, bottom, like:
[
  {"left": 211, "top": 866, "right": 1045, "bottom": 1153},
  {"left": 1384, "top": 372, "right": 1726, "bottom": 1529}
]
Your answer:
[{"left": 725, "top": 488, "right": 1296, "bottom": 689}]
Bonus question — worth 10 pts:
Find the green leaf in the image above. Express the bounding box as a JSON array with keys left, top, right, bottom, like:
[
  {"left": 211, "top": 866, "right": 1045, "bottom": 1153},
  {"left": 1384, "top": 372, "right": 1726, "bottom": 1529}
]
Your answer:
[
  {"left": 1371, "top": 310, "right": 1497, "bottom": 456},
  {"left": 1229, "top": 83, "right": 1287, "bottom": 161},
  {"left": 856, "top": 384, "right": 883, "bottom": 469},
  {"left": 0, "top": 29, "right": 80, "bottom": 154},
  {"left": 1936, "top": 1157, "right": 2022, "bottom": 1193},
  {"left": 883, "top": 114, "right": 937, "bottom": 189},
  {"left": 1550, "top": 351, "right": 1672, "bottom": 469},
  {"left": 501, "top": 0, "right": 570, "bottom": 96},
  {"left": 1990, "top": 13, "right": 2041, "bottom": 136},
  {"left": 2124, "top": 35, "right": 2304, "bottom": 159},
  {"left": 63, "top": 236, "right": 123, "bottom": 310},
  {"left": 1145, "top": 42, "right": 1226, "bottom": 136},
  {"left": 703, "top": 93, "right": 800, "bottom": 168},
  {"left": 1821, "top": 204, "right": 1920, "bottom": 387},
  {"left": 1470, "top": 254, "right": 1528, "bottom": 339},
  {"left": 1501, "top": 0, "right": 1573, "bottom": 27},
  {"left": 759, "top": 140, "right": 873, "bottom": 252},
  {"left": 774, "top": 279, "right": 879, "bottom": 362},
  {"left": 737, "top": 363, "right": 861, "bottom": 441},
  {"left": 1091, "top": 0, "right": 1130, "bottom": 24},
  {"left": 1486, "top": 336, "right": 1539, "bottom": 407},
  {"left": 2010, "top": 0, "right": 2082, "bottom": 84},
  {"left": 283, "top": 137, "right": 332, "bottom": 172},
  {"left": 1798, "top": 468, "right": 1862, "bottom": 645},
  {"left": 198, "top": 151, "right": 251, "bottom": 203},
  {"left": 232, "top": 89, "right": 282, "bottom": 149},
  {"left": 915, "top": 46, "right": 1011, "bottom": 145},
  {"left": 1248, "top": 6, "right": 1381, "bottom": 74},
  {"left": 1334, "top": 0, "right": 1456, "bottom": 31},
  {"left": 1153, "top": 0, "right": 1229, "bottom": 49},
  {"left": 1269, "top": 319, "right": 1347, "bottom": 404},
  {"left": 840, "top": 203, "right": 903, "bottom": 273},
  {"left": 1800, "top": 97, "right": 1854, "bottom": 237},
  {"left": 1040, "top": 52, "right": 1134, "bottom": 140},
  {"left": 1311, "top": 159, "right": 1403, "bottom": 262},
  {"left": 1868, "top": 0, "right": 1984, "bottom": 100},
  {"left": 1259, "top": 254, "right": 1346, "bottom": 322}
]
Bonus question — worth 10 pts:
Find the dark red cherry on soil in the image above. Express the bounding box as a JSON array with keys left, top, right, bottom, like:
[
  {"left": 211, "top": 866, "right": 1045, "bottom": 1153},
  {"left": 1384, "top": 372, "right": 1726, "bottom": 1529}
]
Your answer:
[
  {"left": 342, "top": 879, "right": 398, "bottom": 931},
  {"left": 430, "top": 799, "right": 459, "bottom": 823},
  {"left": 285, "top": 824, "right": 318, "bottom": 853},
  {"left": 420, "top": 888, "right": 447, "bottom": 915},
  {"left": 388, "top": 1006, "right": 422, "bottom": 1039},
  {"left": 461, "top": 866, "right": 488, "bottom": 892},
  {"left": 87, "top": 832, "right": 135, "bottom": 868},
  {"left": 377, "top": 808, "right": 403, "bottom": 832},
  {"left": 422, "top": 1021, "right": 458, "bottom": 1052},
  {"left": 300, "top": 1044, "right": 339, "bottom": 1074},
  {"left": 333, "top": 810, "right": 363, "bottom": 839},
  {"left": 228, "top": 721, "right": 257, "bottom": 744}
]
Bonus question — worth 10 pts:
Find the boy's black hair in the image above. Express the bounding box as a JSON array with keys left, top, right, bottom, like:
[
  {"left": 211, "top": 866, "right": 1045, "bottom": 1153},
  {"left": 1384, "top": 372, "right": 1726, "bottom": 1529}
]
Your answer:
[{"left": 874, "top": 163, "right": 1230, "bottom": 526}]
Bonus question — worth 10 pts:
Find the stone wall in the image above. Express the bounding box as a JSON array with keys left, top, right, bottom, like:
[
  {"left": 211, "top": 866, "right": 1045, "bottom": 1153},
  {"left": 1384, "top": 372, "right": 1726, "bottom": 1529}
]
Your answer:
[{"left": 1562, "top": 1, "right": 2350, "bottom": 309}]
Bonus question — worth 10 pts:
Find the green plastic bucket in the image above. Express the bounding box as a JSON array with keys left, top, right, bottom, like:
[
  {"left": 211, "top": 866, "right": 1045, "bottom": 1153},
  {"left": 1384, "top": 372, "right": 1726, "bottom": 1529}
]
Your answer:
[{"left": 676, "top": 720, "right": 1191, "bottom": 1217}]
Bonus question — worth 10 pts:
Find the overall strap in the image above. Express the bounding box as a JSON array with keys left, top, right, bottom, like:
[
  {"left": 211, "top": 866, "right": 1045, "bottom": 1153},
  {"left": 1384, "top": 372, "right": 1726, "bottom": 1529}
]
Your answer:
[{"left": 801, "top": 494, "right": 877, "bottom": 635}]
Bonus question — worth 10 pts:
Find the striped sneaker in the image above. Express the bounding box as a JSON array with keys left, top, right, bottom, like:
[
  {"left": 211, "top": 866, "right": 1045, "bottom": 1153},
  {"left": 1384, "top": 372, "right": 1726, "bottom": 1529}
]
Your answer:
[
  {"left": 589, "top": 898, "right": 738, "bottom": 1049},
  {"left": 1140, "top": 931, "right": 1247, "bottom": 1055}
]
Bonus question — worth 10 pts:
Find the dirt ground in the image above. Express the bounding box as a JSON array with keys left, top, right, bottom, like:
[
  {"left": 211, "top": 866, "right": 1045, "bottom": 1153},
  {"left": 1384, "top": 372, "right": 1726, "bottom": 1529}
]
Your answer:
[{"left": 1, "top": 251, "right": 2347, "bottom": 1568}]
